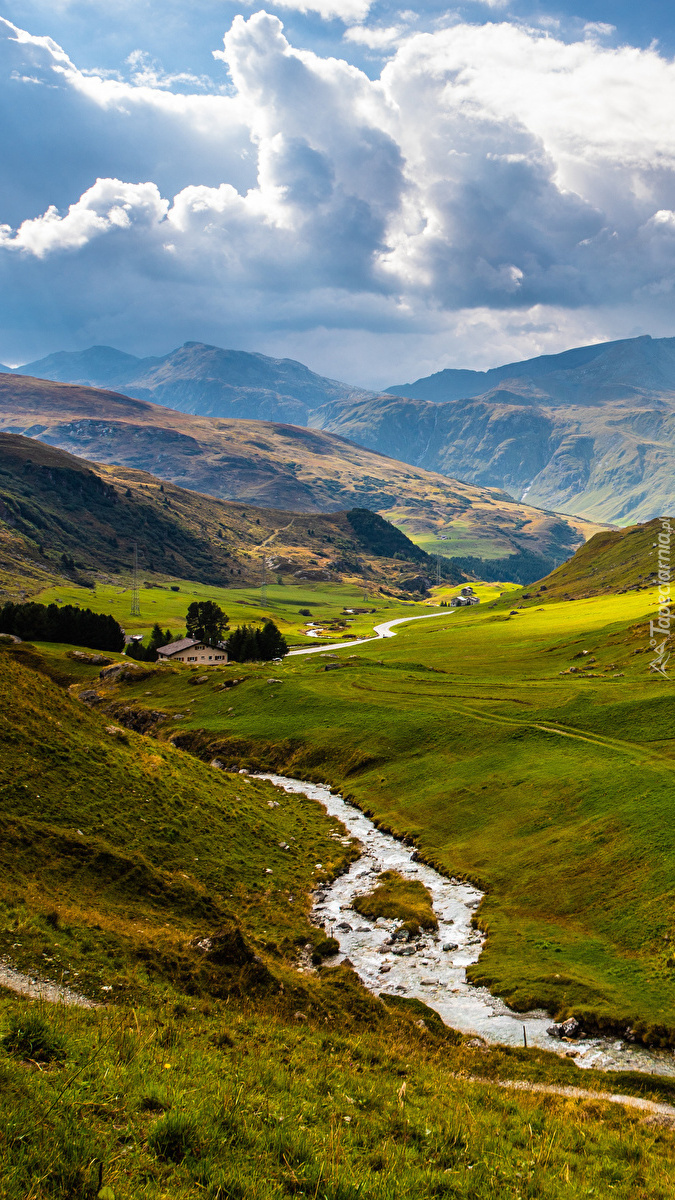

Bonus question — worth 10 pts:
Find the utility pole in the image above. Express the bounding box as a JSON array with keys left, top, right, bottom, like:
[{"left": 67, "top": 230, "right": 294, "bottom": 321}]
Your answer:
[
  {"left": 261, "top": 553, "right": 267, "bottom": 607},
  {"left": 130, "top": 542, "right": 141, "bottom": 617},
  {"left": 436, "top": 554, "right": 442, "bottom": 589}
]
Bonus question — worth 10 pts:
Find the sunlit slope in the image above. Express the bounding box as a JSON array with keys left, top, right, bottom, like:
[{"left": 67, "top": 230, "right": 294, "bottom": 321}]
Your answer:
[
  {"left": 523, "top": 519, "right": 666, "bottom": 599},
  {"left": 0, "top": 373, "right": 602, "bottom": 570},
  {"left": 0, "top": 431, "right": 456, "bottom": 596},
  {"left": 0, "top": 646, "right": 366, "bottom": 1003},
  {"left": 91, "top": 574, "right": 675, "bottom": 1042}
]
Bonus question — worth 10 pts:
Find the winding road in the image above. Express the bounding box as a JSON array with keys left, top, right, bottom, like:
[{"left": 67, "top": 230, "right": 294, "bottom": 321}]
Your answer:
[{"left": 287, "top": 608, "right": 454, "bottom": 656}]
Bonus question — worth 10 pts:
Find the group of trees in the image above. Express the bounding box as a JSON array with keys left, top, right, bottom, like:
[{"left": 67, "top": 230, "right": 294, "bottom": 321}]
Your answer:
[
  {"left": 126, "top": 601, "right": 287, "bottom": 663},
  {"left": 226, "top": 620, "right": 288, "bottom": 663},
  {"left": 0, "top": 595, "right": 287, "bottom": 662},
  {"left": 0, "top": 601, "right": 125, "bottom": 651}
]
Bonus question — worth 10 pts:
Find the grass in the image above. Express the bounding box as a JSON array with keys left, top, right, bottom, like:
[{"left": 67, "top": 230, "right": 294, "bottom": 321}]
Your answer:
[
  {"left": 353, "top": 870, "right": 438, "bottom": 934},
  {"left": 32, "top": 578, "right": 436, "bottom": 646},
  {"left": 3, "top": 991, "right": 675, "bottom": 1199},
  {"left": 2, "top": 1010, "right": 67, "bottom": 1063},
  {"left": 81, "top": 569, "right": 675, "bottom": 1042},
  {"left": 2, "top": 592, "right": 675, "bottom": 1194}
]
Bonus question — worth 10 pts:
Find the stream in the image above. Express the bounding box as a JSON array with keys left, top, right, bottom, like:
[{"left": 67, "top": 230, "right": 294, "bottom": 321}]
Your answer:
[{"left": 256, "top": 774, "right": 675, "bottom": 1079}]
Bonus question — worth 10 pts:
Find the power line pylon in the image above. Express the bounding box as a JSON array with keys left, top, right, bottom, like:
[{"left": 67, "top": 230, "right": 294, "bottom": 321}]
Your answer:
[{"left": 261, "top": 553, "right": 267, "bottom": 607}]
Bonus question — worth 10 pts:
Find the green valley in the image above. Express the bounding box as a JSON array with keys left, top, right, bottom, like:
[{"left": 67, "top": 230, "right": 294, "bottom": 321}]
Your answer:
[
  {"left": 3, "top": 590, "right": 675, "bottom": 1199},
  {"left": 61, "top": 558, "right": 675, "bottom": 1042},
  {"left": 2, "top": 433, "right": 675, "bottom": 1197}
]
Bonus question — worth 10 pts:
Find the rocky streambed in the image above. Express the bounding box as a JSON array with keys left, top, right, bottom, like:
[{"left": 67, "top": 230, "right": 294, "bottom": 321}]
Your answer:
[{"left": 257, "top": 773, "right": 675, "bottom": 1079}]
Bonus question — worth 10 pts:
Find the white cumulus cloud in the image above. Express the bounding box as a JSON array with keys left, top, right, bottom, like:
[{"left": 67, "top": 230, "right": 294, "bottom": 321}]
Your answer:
[
  {"left": 343, "top": 24, "right": 404, "bottom": 49},
  {"left": 0, "top": 178, "right": 168, "bottom": 257},
  {"left": 5, "top": 11, "right": 675, "bottom": 380}
]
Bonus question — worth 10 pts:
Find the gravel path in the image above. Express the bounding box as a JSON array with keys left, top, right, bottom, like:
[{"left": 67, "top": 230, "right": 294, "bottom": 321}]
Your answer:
[
  {"left": 468, "top": 1075, "right": 675, "bottom": 1123},
  {"left": 0, "top": 961, "right": 99, "bottom": 1007}
]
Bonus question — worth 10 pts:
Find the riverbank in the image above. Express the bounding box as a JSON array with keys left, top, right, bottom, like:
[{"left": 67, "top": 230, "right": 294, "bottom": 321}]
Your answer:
[{"left": 258, "top": 774, "right": 675, "bottom": 1079}]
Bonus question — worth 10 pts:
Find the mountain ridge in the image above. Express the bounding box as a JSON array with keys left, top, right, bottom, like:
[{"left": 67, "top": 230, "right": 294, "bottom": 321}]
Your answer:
[
  {"left": 8, "top": 333, "right": 675, "bottom": 525},
  {"left": 385, "top": 335, "right": 675, "bottom": 404},
  {"left": 0, "top": 373, "right": 601, "bottom": 581},
  {"left": 11, "top": 341, "right": 380, "bottom": 426}
]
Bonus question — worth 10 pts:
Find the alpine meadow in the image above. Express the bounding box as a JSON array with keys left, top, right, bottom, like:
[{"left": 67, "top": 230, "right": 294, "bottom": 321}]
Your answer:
[{"left": 3, "top": 1, "right": 675, "bottom": 1198}]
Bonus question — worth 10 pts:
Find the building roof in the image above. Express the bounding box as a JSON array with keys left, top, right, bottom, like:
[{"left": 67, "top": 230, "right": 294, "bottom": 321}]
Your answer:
[{"left": 156, "top": 637, "right": 200, "bottom": 657}]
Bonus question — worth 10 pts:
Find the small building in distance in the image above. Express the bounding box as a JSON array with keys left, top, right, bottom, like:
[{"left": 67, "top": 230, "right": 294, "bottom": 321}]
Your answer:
[
  {"left": 156, "top": 637, "right": 228, "bottom": 665},
  {"left": 450, "top": 586, "right": 480, "bottom": 608}
]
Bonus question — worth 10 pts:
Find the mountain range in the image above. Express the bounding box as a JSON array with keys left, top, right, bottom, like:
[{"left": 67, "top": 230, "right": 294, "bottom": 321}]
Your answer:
[
  {"left": 4, "top": 334, "right": 675, "bottom": 525},
  {"left": 0, "top": 342, "right": 376, "bottom": 426},
  {"left": 0, "top": 374, "right": 599, "bottom": 583}
]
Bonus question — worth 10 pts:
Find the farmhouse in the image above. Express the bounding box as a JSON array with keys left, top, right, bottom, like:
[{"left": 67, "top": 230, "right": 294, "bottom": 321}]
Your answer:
[
  {"left": 450, "top": 586, "right": 480, "bottom": 608},
  {"left": 156, "top": 637, "right": 228, "bottom": 665}
]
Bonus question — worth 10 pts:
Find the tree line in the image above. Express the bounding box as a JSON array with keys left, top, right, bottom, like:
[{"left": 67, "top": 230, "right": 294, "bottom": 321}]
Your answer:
[
  {"left": 0, "top": 598, "right": 288, "bottom": 662},
  {"left": 0, "top": 601, "right": 125, "bottom": 651}
]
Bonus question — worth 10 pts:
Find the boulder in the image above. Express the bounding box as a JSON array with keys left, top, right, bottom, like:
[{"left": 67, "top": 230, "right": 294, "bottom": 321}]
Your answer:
[
  {"left": 547, "top": 1017, "right": 582, "bottom": 1040},
  {"left": 67, "top": 650, "right": 111, "bottom": 665},
  {"left": 79, "top": 689, "right": 101, "bottom": 706},
  {"left": 99, "top": 662, "right": 144, "bottom": 682}
]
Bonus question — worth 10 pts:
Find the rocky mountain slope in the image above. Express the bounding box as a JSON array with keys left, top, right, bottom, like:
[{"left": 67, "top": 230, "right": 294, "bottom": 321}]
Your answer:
[
  {"left": 0, "top": 375, "right": 600, "bottom": 582},
  {"left": 8, "top": 334, "right": 675, "bottom": 525},
  {"left": 312, "top": 336, "right": 675, "bottom": 525},
  {"left": 385, "top": 334, "right": 675, "bottom": 404}
]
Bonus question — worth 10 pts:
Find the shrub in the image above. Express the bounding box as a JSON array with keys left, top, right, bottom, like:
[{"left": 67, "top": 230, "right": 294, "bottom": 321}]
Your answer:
[
  {"left": 2, "top": 1012, "right": 67, "bottom": 1063},
  {"left": 149, "top": 1112, "right": 202, "bottom": 1162}
]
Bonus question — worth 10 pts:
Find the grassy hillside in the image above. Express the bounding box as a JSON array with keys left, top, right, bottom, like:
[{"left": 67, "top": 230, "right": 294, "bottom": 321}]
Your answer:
[
  {"left": 0, "top": 432, "right": 459, "bottom": 599},
  {"left": 5, "top": 644, "right": 675, "bottom": 1196},
  {"left": 0, "top": 374, "right": 603, "bottom": 576},
  {"left": 518, "top": 519, "right": 664, "bottom": 599},
  {"left": 76, "top": 554, "right": 675, "bottom": 1045}
]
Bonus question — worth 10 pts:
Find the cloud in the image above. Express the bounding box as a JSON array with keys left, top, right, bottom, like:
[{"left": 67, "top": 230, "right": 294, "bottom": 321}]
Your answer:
[
  {"left": 343, "top": 25, "right": 404, "bottom": 49},
  {"left": 0, "top": 178, "right": 168, "bottom": 256},
  {"left": 243, "top": 0, "right": 373, "bottom": 22},
  {"left": 583, "top": 22, "right": 616, "bottom": 39},
  {"left": 5, "top": 12, "right": 675, "bottom": 381}
]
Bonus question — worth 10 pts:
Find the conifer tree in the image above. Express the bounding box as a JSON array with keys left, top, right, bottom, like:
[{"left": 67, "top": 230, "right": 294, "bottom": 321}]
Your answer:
[{"left": 185, "top": 601, "right": 228, "bottom": 645}]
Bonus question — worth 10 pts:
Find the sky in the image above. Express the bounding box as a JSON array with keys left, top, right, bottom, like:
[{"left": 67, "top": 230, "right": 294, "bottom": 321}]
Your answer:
[{"left": 2, "top": 1, "right": 675, "bottom": 388}]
